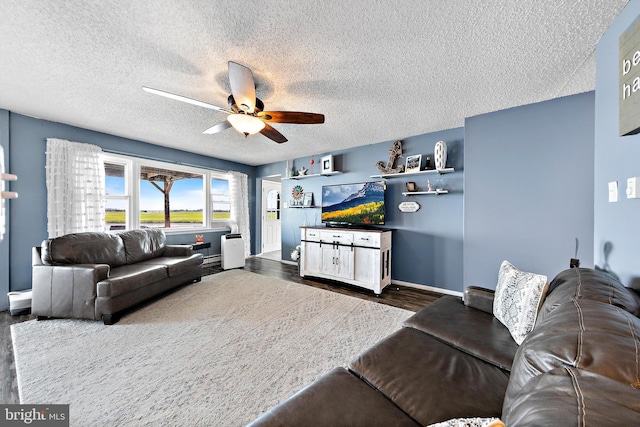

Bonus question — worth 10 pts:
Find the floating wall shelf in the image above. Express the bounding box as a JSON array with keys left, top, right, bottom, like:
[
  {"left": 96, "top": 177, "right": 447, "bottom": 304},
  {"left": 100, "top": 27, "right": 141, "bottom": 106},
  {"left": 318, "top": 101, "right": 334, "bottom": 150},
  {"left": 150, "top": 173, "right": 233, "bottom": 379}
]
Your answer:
[
  {"left": 282, "top": 171, "right": 343, "bottom": 180},
  {"left": 402, "top": 190, "right": 448, "bottom": 196},
  {"left": 370, "top": 168, "right": 454, "bottom": 179}
]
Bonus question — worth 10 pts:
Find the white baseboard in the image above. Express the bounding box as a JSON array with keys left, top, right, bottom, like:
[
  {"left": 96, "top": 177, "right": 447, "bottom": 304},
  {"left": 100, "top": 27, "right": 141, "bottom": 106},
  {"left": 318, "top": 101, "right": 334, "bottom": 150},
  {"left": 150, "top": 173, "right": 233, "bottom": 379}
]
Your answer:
[
  {"left": 249, "top": 254, "right": 298, "bottom": 267},
  {"left": 391, "top": 279, "right": 463, "bottom": 297}
]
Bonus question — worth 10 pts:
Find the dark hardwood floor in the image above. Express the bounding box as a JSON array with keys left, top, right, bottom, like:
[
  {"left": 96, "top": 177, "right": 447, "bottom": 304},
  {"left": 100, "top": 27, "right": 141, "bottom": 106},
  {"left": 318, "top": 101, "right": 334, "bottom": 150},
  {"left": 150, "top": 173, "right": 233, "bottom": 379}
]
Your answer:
[{"left": 1, "top": 257, "right": 443, "bottom": 404}]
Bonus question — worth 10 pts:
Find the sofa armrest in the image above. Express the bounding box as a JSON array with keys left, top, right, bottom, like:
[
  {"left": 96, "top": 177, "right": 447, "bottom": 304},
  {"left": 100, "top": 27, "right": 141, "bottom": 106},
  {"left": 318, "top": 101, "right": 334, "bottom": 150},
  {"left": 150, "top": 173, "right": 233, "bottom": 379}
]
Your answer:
[
  {"left": 463, "top": 286, "right": 495, "bottom": 314},
  {"left": 32, "top": 263, "right": 110, "bottom": 320},
  {"left": 164, "top": 245, "right": 193, "bottom": 257}
]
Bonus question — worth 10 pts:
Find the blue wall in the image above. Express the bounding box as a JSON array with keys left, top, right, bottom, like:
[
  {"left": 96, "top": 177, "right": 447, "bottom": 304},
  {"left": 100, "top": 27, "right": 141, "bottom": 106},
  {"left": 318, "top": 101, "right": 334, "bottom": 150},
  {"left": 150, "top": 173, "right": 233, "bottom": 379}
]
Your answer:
[
  {"left": 463, "top": 92, "right": 595, "bottom": 288},
  {"left": 257, "top": 127, "right": 465, "bottom": 292},
  {"left": 0, "top": 110, "right": 10, "bottom": 308},
  {"left": 1, "top": 112, "right": 257, "bottom": 309},
  {"left": 594, "top": 0, "right": 640, "bottom": 287}
]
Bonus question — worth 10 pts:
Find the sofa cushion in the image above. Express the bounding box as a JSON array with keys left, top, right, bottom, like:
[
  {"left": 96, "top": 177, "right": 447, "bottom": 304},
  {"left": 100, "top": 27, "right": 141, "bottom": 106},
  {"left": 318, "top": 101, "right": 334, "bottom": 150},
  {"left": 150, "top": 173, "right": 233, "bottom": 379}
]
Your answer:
[
  {"left": 539, "top": 267, "right": 640, "bottom": 321},
  {"left": 503, "top": 367, "right": 640, "bottom": 426},
  {"left": 348, "top": 328, "right": 510, "bottom": 426},
  {"left": 138, "top": 254, "right": 202, "bottom": 277},
  {"left": 96, "top": 263, "right": 167, "bottom": 297},
  {"left": 118, "top": 229, "right": 166, "bottom": 264},
  {"left": 40, "top": 232, "right": 126, "bottom": 267},
  {"left": 493, "top": 260, "right": 548, "bottom": 345},
  {"left": 404, "top": 296, "right": 518, "bottom": 371},
  {"left": 505, "top": 298, "right": 640, "bottom": 405},
  {"left": 246, "top": 367, "right": 421, "bottom": 427}
]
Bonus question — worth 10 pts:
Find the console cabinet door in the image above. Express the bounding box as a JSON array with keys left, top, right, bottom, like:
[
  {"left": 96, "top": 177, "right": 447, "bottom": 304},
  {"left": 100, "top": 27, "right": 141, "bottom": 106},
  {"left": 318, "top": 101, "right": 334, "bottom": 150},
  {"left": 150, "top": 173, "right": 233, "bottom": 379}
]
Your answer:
[
  {"left": 336, "top": 245, "right": 355, "bottom": 280},
  {"left": 321, "top": 245, "right": 337, "bottom": 276},
  {"left": 354, "top": 247, "right": 377, "bottom": 285},
  {"left": 302, "top": 241, "right": 321, "bottom": 275},
  {"left": 321, "top": 244, "right": 354, "bottom": 280}
]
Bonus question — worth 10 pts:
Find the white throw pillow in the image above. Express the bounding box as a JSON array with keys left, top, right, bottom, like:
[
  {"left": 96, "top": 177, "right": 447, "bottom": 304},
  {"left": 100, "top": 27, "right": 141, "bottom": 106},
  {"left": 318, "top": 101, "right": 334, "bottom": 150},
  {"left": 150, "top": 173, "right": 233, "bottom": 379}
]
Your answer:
[
  {"left": 427, "top": 417, "right": 505, "bottom": 427},
  {"left": 493, "top": 260, "right": 548, "bottom": 345}
]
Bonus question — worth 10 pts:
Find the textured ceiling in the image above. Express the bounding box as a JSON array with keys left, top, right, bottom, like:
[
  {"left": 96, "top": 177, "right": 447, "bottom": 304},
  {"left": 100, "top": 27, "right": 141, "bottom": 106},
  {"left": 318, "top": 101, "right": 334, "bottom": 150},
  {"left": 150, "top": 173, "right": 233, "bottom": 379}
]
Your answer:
[{"left": 0, "top": 1, "right": 629, "bottom": 166}]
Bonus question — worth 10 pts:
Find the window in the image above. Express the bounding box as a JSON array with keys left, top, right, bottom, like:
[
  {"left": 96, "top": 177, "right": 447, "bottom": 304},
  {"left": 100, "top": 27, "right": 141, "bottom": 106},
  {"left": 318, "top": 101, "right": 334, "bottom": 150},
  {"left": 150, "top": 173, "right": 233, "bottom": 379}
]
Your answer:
[
  {"left": 211, "top": 178, "right": 230, "bottom": 220},
  {"left": 105, "top": 161, "right": 130, "bottom": 231},
  {"left": 102, "top": 154, "right": 230, "bottom": 233},
  {"left": 140, "top": 165, "right": 204, "bottom": 229}
]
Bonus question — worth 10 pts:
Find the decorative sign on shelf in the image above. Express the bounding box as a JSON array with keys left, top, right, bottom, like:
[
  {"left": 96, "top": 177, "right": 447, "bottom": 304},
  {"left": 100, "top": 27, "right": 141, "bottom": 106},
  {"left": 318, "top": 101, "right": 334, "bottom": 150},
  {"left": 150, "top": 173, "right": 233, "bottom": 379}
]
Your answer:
[
  {"left": 398, "top": 201, "right": 420, "bottom": 213},
  {"left": 620, "top": 14, "right": 640, "bottom": 136}
]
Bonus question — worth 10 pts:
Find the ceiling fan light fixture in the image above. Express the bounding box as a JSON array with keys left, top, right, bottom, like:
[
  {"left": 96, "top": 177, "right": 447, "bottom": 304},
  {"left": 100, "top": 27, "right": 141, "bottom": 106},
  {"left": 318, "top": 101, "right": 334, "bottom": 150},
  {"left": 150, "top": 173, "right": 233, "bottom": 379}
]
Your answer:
[{"left": 227, "top": 114, "right": 265, "bottom": 136}]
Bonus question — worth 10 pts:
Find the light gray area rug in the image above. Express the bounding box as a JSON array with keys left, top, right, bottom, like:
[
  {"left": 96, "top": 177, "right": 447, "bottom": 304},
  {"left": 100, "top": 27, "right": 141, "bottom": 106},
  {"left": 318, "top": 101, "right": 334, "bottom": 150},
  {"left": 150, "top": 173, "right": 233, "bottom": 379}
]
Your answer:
[{"left": 12, "top": 270, "right": 413, "bottom": 426}]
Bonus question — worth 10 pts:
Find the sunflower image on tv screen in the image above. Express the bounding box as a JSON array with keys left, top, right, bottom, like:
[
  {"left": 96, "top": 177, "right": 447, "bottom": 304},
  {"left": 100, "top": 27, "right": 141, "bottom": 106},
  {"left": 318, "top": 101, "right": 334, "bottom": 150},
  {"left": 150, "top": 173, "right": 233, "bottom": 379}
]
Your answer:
[{"left": 321, "top": 181, "right": 385, "bottom": 225}]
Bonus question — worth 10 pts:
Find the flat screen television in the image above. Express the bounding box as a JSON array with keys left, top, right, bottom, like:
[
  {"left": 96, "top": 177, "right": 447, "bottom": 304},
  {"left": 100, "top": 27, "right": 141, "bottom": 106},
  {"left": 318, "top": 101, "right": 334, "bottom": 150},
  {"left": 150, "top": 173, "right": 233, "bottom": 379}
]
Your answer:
[{"left": 321, "top": 181, "right": 386, "bottom": 226}]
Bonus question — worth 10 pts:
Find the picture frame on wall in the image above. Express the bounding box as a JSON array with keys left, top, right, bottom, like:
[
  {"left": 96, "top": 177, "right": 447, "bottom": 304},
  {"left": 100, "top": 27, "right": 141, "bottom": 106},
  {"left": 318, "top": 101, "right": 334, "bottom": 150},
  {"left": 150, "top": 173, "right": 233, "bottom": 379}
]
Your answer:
[
  {"left": 303, "top": 192, "right": 313, "bottom": 207},
  {"left": 321, "top": 154, "right": 333, "bottom": 174},
  {"left": 405, "top": 182, "right": 417, "bottom": 192},
  {"left": 405, "top": 154, "right": 421, "bottom": 173}
]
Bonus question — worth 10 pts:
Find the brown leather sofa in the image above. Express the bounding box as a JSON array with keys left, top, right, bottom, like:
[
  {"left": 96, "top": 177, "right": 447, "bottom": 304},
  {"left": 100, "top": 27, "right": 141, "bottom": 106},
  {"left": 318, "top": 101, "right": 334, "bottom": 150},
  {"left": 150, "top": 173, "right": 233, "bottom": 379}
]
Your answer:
[
  {"left": 247, "top": 268, "right": 640, "bottom": 426},
  {"left": 32, "top": 229, "right": 202, "bottom": 325}
]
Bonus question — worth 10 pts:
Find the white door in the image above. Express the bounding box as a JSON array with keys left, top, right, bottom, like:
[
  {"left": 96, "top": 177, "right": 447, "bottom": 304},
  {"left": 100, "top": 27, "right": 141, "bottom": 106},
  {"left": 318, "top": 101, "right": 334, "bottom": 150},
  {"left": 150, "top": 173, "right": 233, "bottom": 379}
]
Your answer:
[{"left": 261, "top": 179, "right": 281, "bottom": 254}]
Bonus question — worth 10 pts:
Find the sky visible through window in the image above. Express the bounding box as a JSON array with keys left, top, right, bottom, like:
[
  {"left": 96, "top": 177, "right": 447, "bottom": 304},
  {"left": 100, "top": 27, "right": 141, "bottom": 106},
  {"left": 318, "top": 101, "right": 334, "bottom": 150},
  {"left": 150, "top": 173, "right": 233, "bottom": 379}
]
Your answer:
[{"left": 106, "top": 176, "right": 229, "bottom": 211}]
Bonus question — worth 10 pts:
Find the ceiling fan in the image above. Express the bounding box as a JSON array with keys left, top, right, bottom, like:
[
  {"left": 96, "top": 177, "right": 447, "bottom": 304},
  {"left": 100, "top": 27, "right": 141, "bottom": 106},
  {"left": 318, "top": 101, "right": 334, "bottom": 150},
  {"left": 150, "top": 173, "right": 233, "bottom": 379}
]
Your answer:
[{"left": 143, "top": 61, "right": 324, "bottom": 143}]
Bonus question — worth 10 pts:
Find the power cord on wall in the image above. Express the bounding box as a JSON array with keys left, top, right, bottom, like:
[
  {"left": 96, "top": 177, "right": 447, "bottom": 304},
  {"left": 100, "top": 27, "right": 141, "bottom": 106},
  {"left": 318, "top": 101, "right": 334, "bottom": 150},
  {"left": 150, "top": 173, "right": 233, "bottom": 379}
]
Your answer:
[{"left": 570, "top": 237, "right": 580, "bottom": 268}]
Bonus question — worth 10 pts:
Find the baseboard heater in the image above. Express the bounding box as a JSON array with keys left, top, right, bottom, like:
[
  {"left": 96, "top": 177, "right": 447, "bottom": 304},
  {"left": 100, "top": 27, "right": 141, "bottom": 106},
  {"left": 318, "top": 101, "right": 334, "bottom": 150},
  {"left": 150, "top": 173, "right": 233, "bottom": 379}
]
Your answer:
[{"left": 203, "top": 254, "right": 220, "bottom": 265}]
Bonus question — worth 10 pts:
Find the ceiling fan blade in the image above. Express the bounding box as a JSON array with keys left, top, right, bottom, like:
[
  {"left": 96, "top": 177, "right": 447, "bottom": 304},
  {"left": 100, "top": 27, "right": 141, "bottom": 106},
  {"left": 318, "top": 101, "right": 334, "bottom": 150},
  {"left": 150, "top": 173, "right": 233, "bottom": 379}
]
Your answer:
[
  {"left": 260, "top": 124, "right": 288, "bottom": 143},
  {"left": 203, "top": 121, "right": 233, "bottom": 134},
  {"left": 228, "top": 61, "right": 256, "bottom": 113},
  {"left": 258, "top": 111, "right": 325, "bottom": 124},
  {"left": 142, "top": 87, "right": 231, "bottom": 113}
]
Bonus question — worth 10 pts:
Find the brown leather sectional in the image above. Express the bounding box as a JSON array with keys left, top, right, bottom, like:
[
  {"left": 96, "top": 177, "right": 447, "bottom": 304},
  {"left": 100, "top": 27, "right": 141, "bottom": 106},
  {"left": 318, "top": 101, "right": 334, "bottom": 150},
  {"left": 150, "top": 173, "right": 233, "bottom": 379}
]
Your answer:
[
  {"left": 32, "top": 229, "right": 202, "bottom": 324},
  {"left": 248, "top": 268, "right": 640, "bottom": 426}
]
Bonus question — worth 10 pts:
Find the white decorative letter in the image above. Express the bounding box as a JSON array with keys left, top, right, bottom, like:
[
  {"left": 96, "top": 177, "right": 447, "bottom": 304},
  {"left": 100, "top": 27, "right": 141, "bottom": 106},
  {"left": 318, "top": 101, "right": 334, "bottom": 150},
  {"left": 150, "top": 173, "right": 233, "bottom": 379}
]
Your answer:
[
  {"left": 623, "top": 82, "right": 631, "bottom": 100},
  {"left": 624, "top": 58, "right": 632, "bottom": 75}
]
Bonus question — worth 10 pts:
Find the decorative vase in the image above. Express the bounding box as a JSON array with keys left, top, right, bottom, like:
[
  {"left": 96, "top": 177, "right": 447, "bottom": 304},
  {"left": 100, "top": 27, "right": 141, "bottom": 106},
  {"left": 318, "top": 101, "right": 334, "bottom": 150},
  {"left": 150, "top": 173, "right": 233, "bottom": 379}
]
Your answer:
[{"left": 434, "top": 140, "right": 447, "bottom": 170}]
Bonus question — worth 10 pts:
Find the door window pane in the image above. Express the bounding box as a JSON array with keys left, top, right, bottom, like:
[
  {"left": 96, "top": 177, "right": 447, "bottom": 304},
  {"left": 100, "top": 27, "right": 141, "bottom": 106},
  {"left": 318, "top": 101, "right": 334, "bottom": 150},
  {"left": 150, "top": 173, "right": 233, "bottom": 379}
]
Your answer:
[{"left": 266, "top": 189, "right": 280, "bottom": 221}]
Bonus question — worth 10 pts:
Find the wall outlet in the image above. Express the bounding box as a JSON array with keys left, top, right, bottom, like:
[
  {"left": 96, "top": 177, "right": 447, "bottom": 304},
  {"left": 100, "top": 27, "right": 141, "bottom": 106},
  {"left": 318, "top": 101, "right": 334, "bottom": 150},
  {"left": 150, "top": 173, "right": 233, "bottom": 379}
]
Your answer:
[{"left": 626, "top": 177, "right": 640, "bottom": 198}]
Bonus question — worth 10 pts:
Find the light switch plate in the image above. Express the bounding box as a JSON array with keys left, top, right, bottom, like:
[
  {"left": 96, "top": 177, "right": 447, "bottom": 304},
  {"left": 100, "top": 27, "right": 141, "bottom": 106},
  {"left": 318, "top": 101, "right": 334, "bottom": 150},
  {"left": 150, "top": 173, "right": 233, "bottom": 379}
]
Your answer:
[
  {"left": 626, "top": 177, "right": 640, "bottom": 199},
  {"left": 609, "top": 181, "right": 618, "bottom": 202}
]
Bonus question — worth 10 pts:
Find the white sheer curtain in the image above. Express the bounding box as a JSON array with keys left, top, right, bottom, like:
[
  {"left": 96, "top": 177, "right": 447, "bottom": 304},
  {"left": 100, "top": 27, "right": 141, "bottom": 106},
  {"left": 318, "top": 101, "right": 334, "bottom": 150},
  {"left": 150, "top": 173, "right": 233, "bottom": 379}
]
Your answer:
[
  {"left": 45, "top": 138, "right": 105, "bottom": 238},
  {"left": 228, "top": 171, "right": 250, "bottom": 257}
]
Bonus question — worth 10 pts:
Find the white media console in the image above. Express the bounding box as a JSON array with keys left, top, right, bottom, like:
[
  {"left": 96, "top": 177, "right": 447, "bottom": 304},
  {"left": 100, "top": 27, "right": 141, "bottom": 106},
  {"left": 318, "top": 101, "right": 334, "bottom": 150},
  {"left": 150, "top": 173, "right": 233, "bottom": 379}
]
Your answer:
[{"left": 299, "top": 226, "right": 392, "bottom": 295}]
